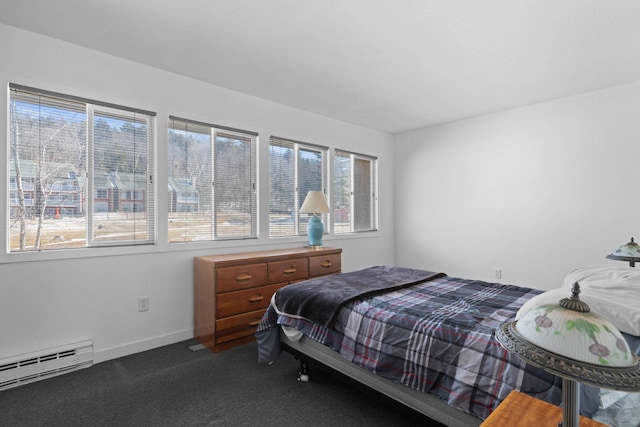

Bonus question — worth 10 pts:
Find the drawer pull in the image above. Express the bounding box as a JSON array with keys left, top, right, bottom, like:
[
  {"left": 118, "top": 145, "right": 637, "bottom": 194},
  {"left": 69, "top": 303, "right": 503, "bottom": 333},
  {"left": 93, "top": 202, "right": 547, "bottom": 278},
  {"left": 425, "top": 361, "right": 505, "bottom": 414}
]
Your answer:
[
  {"left": 235, "top": 273, "right": 252, "bottom": 282},
  {"left": 321, "top": 260, "right": 332, "bottom": 268},
  {"left": 283, "top": 267, "right": 297, "bottom": 275},
  {"left": 248, "top": 320, "right": 261, "bottom": 327},
  {"left": 248, "top": 295, "right": 264, "bottom": 303}
]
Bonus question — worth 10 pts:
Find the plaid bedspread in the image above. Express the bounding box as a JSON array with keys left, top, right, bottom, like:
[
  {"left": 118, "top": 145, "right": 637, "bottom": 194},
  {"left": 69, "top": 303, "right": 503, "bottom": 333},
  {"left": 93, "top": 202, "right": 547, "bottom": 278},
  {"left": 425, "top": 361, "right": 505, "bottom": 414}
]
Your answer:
[{"left": 256, "top": 273, "right": 563, "bottom": 420}]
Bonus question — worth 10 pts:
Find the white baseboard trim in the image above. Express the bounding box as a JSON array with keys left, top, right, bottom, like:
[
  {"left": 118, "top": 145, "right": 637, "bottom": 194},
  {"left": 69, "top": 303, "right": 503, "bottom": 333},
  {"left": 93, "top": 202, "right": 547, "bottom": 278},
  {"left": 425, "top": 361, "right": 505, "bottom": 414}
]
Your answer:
[{"left": 93, "top": 329, "right": 194, "bottom": 364}]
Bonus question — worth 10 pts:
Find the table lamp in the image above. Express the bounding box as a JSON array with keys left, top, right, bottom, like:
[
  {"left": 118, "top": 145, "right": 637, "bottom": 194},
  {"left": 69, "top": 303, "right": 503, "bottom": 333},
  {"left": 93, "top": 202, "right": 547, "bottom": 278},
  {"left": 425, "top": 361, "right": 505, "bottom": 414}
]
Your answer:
[
  {"left": 299, "top": 190, "right": 330, "bottom": 248},
  {"left": 495, "top": 283, "right": 640, "bottom": 427},
  {"left": 606, "top": 237, "right": 640, "bottom": 267}
]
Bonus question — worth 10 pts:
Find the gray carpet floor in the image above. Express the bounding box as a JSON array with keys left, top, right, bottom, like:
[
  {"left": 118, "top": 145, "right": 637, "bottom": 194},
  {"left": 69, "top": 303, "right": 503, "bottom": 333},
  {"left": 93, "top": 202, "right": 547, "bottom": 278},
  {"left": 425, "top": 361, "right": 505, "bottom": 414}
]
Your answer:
[{"left": 0, "top": 339, "right": 441, "bottom": 426}]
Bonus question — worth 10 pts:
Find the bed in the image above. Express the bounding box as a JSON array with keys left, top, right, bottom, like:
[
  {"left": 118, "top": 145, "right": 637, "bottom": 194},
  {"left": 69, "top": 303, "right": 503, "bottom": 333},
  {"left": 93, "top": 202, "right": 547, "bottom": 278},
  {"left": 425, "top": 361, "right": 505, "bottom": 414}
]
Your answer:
[{"left": 255, "top": 265, "right": 640, "bottom": 426}]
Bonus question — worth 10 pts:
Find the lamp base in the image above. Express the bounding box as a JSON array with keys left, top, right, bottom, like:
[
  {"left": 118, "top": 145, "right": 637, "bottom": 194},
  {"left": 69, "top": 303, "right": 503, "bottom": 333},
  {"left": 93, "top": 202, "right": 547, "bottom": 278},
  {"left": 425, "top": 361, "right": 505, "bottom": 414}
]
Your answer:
[
  {"left": 304, "top": 245, "right": 324, "bottom": 251},
  {"left": 306, "top": 215, "right": 324, "bottom": 247},
  {"left": 561, "top": 378, "right": 580, "bottom": 427}
]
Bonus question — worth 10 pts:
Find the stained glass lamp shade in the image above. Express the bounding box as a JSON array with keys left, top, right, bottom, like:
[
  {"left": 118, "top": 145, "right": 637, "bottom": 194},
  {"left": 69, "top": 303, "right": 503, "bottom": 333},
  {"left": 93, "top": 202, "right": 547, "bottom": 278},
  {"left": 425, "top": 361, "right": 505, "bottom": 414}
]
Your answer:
[
  {"left": 606, "top": 237, "right": 640, "bottom": 267},
  {"left": 495, "top": 283, "right": 640, "bottom": 427}
]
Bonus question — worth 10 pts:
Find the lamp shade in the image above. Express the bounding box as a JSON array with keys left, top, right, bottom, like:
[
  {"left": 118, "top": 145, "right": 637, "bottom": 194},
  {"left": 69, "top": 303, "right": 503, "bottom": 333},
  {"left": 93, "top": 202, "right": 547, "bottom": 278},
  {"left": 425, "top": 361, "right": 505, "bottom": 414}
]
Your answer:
[
  {"left": 606, "top": 237, "right": 640, "bottom": 267},
  {"left": 496, "top": 283, "right": 640, "bottom": 427},
  {"left": 299, "top": 191, "right": 330, "bottom": 214},
  {"left": 495, "top": 283, "right": 640, "bottom": 391}
]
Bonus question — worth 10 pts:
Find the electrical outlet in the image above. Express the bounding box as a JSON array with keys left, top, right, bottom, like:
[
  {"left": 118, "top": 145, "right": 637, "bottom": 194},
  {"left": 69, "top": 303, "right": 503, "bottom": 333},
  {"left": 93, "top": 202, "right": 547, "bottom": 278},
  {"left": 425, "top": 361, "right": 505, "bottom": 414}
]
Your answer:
[
  {"left": 494, "top": 269, "right": 502, "bottom": 280},
  {"left": 138, "top": 296, "right": 150, "bottom": 312}
]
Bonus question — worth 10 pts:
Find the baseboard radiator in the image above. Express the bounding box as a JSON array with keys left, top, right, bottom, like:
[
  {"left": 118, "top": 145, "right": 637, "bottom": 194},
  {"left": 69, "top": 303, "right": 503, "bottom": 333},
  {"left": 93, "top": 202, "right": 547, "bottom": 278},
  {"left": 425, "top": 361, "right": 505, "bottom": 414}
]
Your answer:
[{"left": 0, "top": 340, "right": 93, "bottom": 391}]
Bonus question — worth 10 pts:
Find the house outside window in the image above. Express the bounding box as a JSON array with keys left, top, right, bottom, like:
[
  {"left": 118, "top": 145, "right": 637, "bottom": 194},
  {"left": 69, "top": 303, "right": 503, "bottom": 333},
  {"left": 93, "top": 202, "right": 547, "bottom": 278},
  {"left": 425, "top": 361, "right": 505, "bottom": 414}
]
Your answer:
[
  {"left": 168, "top": 117, "right": 257, "bottom": 243},
  {"left": 8, "top": 84, "right": 156, "bottom": 252},
  {"left": 334, "top": 150, "right": 378, "bottom": 233},
  {"left": 269, "top": 136, "right": 328, "bottom": 238}
]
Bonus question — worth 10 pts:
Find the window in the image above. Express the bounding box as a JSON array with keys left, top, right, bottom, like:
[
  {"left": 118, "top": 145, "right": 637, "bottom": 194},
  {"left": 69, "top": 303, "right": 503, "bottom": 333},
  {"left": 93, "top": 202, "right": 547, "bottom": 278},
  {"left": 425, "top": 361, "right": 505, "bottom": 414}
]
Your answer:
[
  {"left": 334, "top": 150, "right": 378, "bottom": 233},
  {"left": 168, "top": 117, "right": 257, "bottom": 242},
  {"left": 8, "top": 84, "right": 155, "bottom": 252},
  {"left": 269, "top": 136, "right": 328, "bottom": 237}
]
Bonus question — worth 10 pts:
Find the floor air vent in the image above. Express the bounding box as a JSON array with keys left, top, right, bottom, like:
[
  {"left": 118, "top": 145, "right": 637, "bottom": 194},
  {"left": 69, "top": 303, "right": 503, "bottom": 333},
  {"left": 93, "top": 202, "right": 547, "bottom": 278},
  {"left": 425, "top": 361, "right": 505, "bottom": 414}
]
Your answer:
[{"left": 0, "top": 340, "right": 93, "bottom": 391}]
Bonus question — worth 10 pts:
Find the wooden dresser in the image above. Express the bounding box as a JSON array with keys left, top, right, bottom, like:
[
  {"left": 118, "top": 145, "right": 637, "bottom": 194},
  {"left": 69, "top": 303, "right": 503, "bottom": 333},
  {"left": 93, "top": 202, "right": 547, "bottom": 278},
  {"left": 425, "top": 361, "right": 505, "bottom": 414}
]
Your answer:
[{"left": 194, "top": 247, "right": 342, "bottom": 352}]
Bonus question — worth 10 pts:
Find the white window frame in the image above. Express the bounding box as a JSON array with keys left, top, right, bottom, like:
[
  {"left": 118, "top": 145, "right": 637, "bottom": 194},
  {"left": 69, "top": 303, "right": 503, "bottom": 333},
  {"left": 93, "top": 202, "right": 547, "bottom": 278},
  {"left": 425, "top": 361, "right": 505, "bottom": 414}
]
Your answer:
[
  {"left": 8, "top": 84, "right": 156, "bottom": 253},
  {"left": 269, "top": 136, "right": 328, "bottom": 238},
  {"left": 334, "top": 149, "right": 378, "bottom": 234},
  {"left": 167, "top": 116, "right": 258, "bottom": 243}
]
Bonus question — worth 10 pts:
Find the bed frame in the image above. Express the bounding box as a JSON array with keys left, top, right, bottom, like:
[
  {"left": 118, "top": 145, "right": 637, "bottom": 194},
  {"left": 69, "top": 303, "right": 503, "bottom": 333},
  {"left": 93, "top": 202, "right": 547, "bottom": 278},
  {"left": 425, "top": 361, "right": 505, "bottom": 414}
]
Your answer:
[{"left": 281, "top": 331, "right": 481, "bottom": 427}]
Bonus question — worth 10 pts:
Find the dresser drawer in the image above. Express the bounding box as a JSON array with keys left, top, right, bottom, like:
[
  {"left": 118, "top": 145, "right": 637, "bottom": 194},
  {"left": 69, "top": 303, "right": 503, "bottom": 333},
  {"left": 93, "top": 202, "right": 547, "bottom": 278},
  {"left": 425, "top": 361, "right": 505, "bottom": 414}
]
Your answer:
[
  {"left": 215, "top": 309, "right": 265, "bottom": 345},
  {"left": 268, "top": 258, "right": 309, "bottom": 284},
  {"left": 309, "top": 253, "right": 341, "bottom": 276},
  {"left": 216, "top": 283, "right": 284, "bottom": 318},
  {"left": 216, "top": 263, "right": 268, "bottom": 293}
]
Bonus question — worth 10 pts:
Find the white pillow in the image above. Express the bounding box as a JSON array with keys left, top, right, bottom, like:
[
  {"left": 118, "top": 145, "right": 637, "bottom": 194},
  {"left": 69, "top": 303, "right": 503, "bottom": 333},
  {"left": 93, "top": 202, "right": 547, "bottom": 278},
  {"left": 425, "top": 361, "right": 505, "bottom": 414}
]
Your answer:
[
  {"left": 562, "top": 264, "right": 640, "bottom": 289},
  {"left": 516, "top": 285, "right": 640, "bottom": 337}
]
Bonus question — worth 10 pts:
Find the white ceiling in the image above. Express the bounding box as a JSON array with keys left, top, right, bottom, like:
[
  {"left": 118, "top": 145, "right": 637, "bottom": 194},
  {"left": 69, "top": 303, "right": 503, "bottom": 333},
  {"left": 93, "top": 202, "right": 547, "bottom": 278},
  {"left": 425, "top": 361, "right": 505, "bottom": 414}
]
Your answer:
[{"left": 1, "top": 1, "right": 640, "bottom": 134}]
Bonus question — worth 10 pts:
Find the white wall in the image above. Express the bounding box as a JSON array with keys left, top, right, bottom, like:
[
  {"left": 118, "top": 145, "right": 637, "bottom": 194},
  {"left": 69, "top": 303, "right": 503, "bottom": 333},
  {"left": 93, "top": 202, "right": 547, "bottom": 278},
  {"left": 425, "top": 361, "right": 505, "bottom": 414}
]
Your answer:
[
  {"left": 0, "top": 24, "right": 395, "bottom": 362},
  {"left": 394, "top": 81, "right": 640, "bottom": 289}
]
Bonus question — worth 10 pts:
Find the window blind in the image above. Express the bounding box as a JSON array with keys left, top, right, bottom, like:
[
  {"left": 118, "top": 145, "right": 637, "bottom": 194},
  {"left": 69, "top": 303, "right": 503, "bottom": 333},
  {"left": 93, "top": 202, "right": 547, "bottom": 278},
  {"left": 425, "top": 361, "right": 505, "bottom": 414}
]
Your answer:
[
  {"left": 8, "top": 84, "right": 156, "bottom": 252},
  {"left": 168, "top": 117, "right": 257, "bottom": 242},
  {"left": 269, "top": 136, "right": 328, "bottom": 237},
  {"left": 90, "top": 105, "right": 155, "bottom": 245},
  {"left": 334, "top": 149, "right": 378, "bottom": 233}
]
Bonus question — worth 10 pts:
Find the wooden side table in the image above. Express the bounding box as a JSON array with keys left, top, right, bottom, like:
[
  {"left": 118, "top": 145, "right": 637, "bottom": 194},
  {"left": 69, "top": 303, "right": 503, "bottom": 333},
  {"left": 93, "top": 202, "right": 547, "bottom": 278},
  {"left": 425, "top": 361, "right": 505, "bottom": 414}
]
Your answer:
[{"left": 481, "top": 391, "right": 608, "bottom": 427}]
